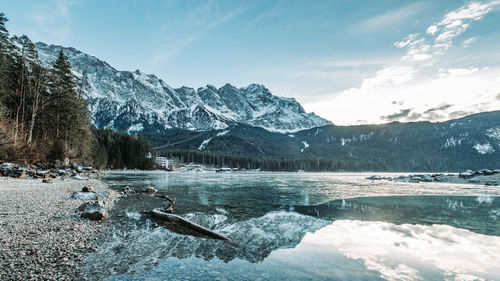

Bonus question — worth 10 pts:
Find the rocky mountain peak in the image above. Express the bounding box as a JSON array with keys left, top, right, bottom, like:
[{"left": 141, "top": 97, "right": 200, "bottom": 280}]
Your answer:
[{"left": 35, "top": 42, "right": 331, "bottom": 134}]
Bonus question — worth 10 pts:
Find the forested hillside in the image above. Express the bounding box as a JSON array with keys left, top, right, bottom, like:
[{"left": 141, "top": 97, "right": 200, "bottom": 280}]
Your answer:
[
  {"left": 0, "top": 12, "right": 154, "bottom": 169},
  {"left": 153, "top": 111, "right": 500, "bottom": 172}
]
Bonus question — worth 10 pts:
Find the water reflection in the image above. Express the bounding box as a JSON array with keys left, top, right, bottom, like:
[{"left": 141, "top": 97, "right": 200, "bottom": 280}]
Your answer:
[
  {"left": 294, "top": 196, "right": 499, "bottom": 236},
  {"left": 305, "top": 220, "right": 500, "bottom": 280},
  {"left": 81, "top": 172, "right": 500, "bottom": 280}
]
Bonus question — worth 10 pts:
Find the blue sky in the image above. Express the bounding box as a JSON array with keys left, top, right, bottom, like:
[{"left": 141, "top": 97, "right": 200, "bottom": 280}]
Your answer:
[{"left": 2, "top": 0, "right": 500, "bottom": 124}]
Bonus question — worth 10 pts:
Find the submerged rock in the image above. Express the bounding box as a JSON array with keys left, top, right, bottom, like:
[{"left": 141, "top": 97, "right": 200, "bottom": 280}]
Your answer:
[
  {"left": 122, "top": 186, "right": 134, "bottom": 196},
  {"left": 142, "top": 186, "right": 157, "bottom": 194},
  {"left": 468, "top": 178, "right": 481, "bottom": 184}
]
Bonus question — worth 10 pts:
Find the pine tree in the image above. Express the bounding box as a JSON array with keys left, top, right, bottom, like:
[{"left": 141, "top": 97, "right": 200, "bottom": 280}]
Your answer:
[
  {"left": 0, "top": 12, "right": 14, "bottom": 116},
  {"left": 47, "top": 49, "right": 93, "bottom": 161}
]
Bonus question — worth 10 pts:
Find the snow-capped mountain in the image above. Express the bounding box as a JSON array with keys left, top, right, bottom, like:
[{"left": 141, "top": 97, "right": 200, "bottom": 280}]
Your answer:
[{"left": 34, "top": 42, "right": 330, "bottom": 134}]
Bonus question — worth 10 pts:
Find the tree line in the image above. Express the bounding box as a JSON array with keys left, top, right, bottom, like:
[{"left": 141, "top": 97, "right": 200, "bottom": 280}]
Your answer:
[
  {"left": 159, "top": 149, "right": 387, "bottom": 171},
  {"left": 0, "top": 12, "right": 154, "bottom": 169}
]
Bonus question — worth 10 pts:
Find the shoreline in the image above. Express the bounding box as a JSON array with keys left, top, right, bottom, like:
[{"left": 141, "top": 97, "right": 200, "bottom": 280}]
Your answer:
[{"left": 0, "top": 176, "right": 117, "bottom": 280}]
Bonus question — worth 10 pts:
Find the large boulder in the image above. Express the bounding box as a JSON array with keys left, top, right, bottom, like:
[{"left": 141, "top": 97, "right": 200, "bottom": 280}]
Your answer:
[
  {"left": 421, "top": 174, "right": 433, "bottom": 182},
  {"left": 479, "top": 169, "right": 494, "bottom": 176},
  {"left": 459, "top": 171, "right": 474, "bottom": 179},
  {"left": 70, "top": 191, "right": 98, "bottom": 200},
  {"left": 80, "top": 202, "right": 109, "bottom": 220},
  {"left": 63, "top": 158, "right": 70, "bottom": 168}
]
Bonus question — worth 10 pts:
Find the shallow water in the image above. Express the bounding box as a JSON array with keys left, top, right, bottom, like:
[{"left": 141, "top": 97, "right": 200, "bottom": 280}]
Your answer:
[{"left": 82, "top": 172, "right": 500, "bottom": 281}]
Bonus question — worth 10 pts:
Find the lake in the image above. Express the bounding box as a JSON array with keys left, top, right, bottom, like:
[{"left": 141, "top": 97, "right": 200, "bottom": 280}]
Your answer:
[{"left": 81, "top": 172, "right": 500, "bottom": 281}]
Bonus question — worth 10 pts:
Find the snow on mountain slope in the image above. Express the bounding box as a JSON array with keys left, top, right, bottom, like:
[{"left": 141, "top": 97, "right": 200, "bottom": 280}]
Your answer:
[{"left": 35, "top": 42, "right": 331, "bottom": 134}]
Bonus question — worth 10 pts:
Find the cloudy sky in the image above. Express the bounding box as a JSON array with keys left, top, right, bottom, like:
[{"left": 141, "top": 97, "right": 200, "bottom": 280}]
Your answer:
[{"left": 2, "top": 0, "right": 500, "bottom": 125}]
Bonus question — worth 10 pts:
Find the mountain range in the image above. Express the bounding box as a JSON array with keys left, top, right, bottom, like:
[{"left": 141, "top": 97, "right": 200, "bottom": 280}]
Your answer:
[
  {"left": 34, "top": 42, "right": 499, "bottom": 171},
  {"left": 35, "top": 42, "right": 330, "bottom": 134}
]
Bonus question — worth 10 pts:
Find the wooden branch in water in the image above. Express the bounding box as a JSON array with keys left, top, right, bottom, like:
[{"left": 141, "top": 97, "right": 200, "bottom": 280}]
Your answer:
[
  {"left": 154, "top": 194, "right": 175, "bottom": 202},
  {"left": 154, "top": 194, "right": 176, "bottom": 213}
]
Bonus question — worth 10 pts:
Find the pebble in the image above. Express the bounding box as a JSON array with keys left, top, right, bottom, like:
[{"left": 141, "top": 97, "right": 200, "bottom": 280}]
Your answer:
[{"left": 0, "top": 178, "right": 116, "bottom": 281}]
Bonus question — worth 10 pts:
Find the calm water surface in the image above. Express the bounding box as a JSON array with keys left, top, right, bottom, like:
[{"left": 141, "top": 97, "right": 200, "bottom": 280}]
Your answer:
[{"left": 82, "top": 172, "right": 500, "bottom": 281}]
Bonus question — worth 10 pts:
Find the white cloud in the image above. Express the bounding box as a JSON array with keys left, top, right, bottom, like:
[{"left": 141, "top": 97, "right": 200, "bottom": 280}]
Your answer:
[
  {"left": 356, "top": 2, "right": 426, "bottom": 32},
  {"left": 394, "top": 33, "right": 421, "bottom": 48},
  {"left": 306, "top": 66, "right": 500, "bottom": 125},
  {"left": 304, "top": 1, "right": 500, "bottom": 125},
  {"left": 462, "top": 37, "right": 477, "bottom": 47}
]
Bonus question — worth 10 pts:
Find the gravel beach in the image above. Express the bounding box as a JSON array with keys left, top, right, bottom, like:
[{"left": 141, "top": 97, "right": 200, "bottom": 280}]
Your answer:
[{"left": 0, "top": 177, "right": 116, "bottom": 280}]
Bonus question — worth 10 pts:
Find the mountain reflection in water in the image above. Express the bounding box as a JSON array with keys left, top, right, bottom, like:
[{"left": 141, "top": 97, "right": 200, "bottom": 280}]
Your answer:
[{"left": 81, "top": 172, "right": 500, "bottom": 281}]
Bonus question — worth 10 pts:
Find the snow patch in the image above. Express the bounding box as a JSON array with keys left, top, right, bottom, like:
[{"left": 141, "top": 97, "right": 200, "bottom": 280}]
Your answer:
[
  {"left": 301, "top": 141, "right": 310, "bottom": 152},
  {"left": 486, "top": 128, "right": 500, "bottom": 140},
  {"left": 216, "top": 130, "right": 230, "bottom": 137},
  {"left": 473, "top": 143, "right": 495, "bottom": 154},
  {"left": 128, "top": 123, "right": 144, "bottom": 134},
  {"left": 198, "top": 138, "right": 212, "bottom": 151}
]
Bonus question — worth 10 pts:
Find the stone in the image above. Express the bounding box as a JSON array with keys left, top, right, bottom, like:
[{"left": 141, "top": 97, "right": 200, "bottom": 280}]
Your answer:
[
  {"left": 42, "top": 179, "right": 53, "bottom": 184},
  {"left": 63, "top": 158, "right": 70, "bottom": 168},
  {"left": 459, "top": 171, "right": 474, "bottom": 179},
  {"left": 479, "top": 169, "right": 494, "bottom": 175},
  {"left": 83, "top": 166, "right": 93, "bottom": 171},
  {"left": 80, "top": 203, "right": 109, "bottom": 221},
  {"left": 485, "top": 181, "right": 498, "bottom": 186},
  {"left": 366, "top": 175, "right": 382, "bottom": 180},
  {"left": 81, "top": 186, "right": 93, "bottom": 192},
  {"left": 77, "top": 200, "right": 105, "bottom": 212},
  {"left": 434, "top": 175, "right": 448, "bottom": 182},
  {"left": 468, "top": 178, "right": 480, "bottom": 184},
  {"left": 122, "top": 186, "right": 134, "bottom": 196},
  {"left": 17, "top": 170, "right": 26, "bottom": 179},
  {"left": 422, "top": 175, "right": 433, "bottom": 182},
  {"left": 76, "top": 166, "right": 83, "bottom": 173},
  {"left": 142, "top": 186, "right": 157, "bottom": 193},
  {"left": 70, "top": 192, "right": 97, "bottom": 200},
  {"left": 57, "top": 169, "right": 68, "bottom": 176}
]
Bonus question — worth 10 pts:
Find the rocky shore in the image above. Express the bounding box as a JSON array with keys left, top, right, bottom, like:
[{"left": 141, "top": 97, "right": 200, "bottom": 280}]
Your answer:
[
  {"left": 0, "top": 177, "right": 117, "bottom": 280},
  {"left": 367, "top": 168, "right": 500, "bottom": 186}
]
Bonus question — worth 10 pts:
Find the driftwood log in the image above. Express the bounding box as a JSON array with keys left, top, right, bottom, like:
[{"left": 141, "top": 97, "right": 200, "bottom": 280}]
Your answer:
[
  {"left": 152, "top": 194, "right": 230, "bottom": 241},
  {"left": 151, "top": 208, "right": 229, "bottom": 241}
]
